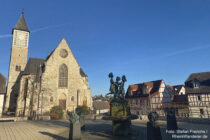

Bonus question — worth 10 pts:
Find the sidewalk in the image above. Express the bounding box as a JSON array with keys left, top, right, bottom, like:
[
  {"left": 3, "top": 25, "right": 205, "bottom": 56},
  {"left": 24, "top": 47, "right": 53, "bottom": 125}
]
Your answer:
[
  {"left": 0, "top": 120, "right": 209, "bottom": 140},
  {"left": 0, "top": 120, "right": 69, "bottom": 140}
]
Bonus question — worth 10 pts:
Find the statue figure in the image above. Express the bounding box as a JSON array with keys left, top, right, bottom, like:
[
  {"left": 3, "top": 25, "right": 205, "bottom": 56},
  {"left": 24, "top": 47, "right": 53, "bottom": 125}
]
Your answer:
[
  {"left": 109, "top": 73, "right": 115, "bottom": 93},
  {"left": 75, "top": 107, "right": 82, "bottom": 116},
  {"left": 119, "top": 75, "right": 127, "bottom": 98},
  {"left": 68, "top": 112, "right": 82, "bottom": 140},
  {"left": 147, "top": 112, "right": 162, "bottom": 140},
  {"left": 106, "top": 72, "right": 127, "bottom": 100},
  {"left": 115, "top": 76, "right": 121, "bottom": 98},
  {"left": 68, "top": 112, "right": 80, "bottom": 124},
  {"left": 166, "top": 108, "right": 178, "bottom": 130}
]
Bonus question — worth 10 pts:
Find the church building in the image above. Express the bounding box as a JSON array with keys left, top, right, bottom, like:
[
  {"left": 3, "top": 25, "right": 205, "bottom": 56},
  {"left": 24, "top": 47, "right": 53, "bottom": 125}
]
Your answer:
[{"left": 4, "top": 13, "right": 92, "bottom": 118}]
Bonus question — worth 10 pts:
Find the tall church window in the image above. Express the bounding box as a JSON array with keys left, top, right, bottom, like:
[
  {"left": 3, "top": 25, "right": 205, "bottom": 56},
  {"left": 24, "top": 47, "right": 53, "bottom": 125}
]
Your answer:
[{"left": 59, "top": 64, "right": 68, "bottom": 87}]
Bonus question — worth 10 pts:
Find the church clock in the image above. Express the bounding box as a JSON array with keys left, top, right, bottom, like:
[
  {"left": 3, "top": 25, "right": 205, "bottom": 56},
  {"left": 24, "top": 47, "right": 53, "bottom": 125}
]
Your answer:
[{"left": 13, "top": 30, "right": 29, "bottom": 48}]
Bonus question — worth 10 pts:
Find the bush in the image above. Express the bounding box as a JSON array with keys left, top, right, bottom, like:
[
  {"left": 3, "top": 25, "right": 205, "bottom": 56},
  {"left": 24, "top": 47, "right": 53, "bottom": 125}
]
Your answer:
[
  {"left": 50, "top": 106, "right": 63, "bottom": 119},
  {"left": 76, "top": 105, "right": 90, "bottom": 115}
]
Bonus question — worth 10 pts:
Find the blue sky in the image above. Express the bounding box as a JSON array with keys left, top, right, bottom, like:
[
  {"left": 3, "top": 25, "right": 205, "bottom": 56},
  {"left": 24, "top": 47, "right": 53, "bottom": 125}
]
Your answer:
[{"left": 0, "top": 0, "right": 210, "bottom": 96}]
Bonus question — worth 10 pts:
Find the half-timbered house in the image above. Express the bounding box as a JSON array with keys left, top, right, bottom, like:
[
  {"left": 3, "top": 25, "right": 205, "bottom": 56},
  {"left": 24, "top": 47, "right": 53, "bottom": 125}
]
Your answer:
[
  {"left": 125, "top": 80, "right": 173, "bottom": 118},
  {"left": 169, "top": 85, "right": 189, "bottom": 117},
  {"left": 185, "top": 72, "right": 210, "bottom": 118}
]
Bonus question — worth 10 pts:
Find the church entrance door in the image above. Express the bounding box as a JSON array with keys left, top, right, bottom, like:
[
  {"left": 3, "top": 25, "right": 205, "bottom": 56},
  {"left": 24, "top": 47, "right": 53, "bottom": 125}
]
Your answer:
[
  {"left": 59, "top": 93, "right": 66, "bottom": 110},
  {"left": 83, "top": 96, "right": 87, "bottom": 106},
  {"left": 59, "top": 100, "right": 66, "bottom": 110}
]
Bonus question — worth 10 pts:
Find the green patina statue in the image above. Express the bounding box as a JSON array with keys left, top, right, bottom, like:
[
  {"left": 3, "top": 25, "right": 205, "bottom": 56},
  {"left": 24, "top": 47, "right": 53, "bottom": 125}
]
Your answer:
[
  {"left": 104, "top": 72, "right": 137, "bottom": 136},
  {"left": 68, "top": 112, "right": 80, "bottom": 124},
  {"left": 107, "top": 72, "right": 127, "bottom": 100}
]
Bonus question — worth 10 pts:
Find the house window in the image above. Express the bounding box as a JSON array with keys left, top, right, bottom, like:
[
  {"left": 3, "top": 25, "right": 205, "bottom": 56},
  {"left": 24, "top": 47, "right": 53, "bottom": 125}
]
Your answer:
[
  {"left": 200, "top": 109, "right": 204, "bottom": 115},
  {"left": 198, "top": 95, "right": 201, "bottom": 101},
  {"left": 16, "top": 65, "right": 21, "bottom": 71},
  {"left": 193, "top": 79, "right": 200, "bottom": 88},
  {"left": 59, "top": 64, "right": 68, "bottom": 87},
  {"left": 136, "top": 100, "right": 138, "bottom": 105}
]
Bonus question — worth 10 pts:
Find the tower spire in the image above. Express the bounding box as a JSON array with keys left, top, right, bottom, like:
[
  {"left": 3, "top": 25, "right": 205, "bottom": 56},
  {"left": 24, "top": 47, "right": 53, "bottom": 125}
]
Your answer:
[
  {"left": 13, "top": 10, "right": 30, "bottom": 33},
  {"left": 22, "top": 8, "right": 24, "bottom": 15}
]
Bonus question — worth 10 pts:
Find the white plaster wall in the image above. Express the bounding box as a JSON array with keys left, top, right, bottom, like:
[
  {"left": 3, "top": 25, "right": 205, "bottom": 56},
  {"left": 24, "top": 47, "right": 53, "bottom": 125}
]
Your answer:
[
  {"left": 0, "top": 94, "right": 4, "bottom": 117},
  {"left": 96, "top": 109, "right": 109, "bottom": 114}
]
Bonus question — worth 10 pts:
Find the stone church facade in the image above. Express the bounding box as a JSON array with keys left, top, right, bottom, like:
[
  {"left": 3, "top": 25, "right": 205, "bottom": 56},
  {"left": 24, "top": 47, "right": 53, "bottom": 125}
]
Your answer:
[{"left": 4, "top": 13, "right": 92, "bottom": 117}]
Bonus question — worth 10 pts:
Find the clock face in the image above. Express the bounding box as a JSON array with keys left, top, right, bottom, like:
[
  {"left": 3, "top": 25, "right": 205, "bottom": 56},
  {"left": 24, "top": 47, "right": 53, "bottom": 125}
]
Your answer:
[
  {"left": 60, "top": 49, "right": 68, "bottom": 58},
  {"left": 18, "top": 35, "right": 25, "bottom": 40}
]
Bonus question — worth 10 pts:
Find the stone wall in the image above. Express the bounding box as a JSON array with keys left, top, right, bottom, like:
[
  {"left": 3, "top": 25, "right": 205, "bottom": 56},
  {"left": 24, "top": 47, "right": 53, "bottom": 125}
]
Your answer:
[
  {"left": 0, "top": 94, "right": 5, "bottom": 117},
  {"left": 5, "top": 32, "right": 28, "bottom": 112},
  {"left": 40, "top": 38, "right": 92, "bottom": 115}
]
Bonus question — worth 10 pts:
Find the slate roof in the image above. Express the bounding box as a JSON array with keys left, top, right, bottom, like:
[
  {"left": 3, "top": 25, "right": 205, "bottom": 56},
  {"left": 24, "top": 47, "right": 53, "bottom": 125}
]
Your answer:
[
  {"left": 93, "top": 101, "right": 110, "bottom": 110},
  {"left": 22, "top": 58, "right": 45, "bottom": 82},
  {"left": 125, "top": 80, "right": 162, "bottom": 98},
  {"left": 0, "top": 73, "right": 6, "bottom": 93},
  {"left": 45, "top": 48, "right": 55, "bottom": 61},
  {"left": 173, "top": 85, "right": 184, "bottom": 95},
  {"left": 172, "top": 95, "right": 188, "bottom": 105},
  {"left": 23, "top": 58, "right": 45, "bottom": 75},
  {"left": 185, "top": 72, "right": 210, "bottom": 94},
  {"left": 80, "top": 68, "right": 87, "bottom": 77},
  {"left": 13, "top": 13, "right": 30, "bottom": 32}
]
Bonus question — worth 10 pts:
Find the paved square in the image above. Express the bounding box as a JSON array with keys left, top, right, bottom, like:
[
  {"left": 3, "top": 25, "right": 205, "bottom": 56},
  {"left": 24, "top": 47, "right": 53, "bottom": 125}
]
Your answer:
[{"left": 0, "top": 120, "right": 210, "bottom": 140}]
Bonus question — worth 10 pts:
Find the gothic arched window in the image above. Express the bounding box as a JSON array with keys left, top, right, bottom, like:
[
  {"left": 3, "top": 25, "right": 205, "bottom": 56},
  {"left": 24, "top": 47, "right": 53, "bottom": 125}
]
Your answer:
[{"left": 59, "top": 64, "right": 68, "bottom": 87}]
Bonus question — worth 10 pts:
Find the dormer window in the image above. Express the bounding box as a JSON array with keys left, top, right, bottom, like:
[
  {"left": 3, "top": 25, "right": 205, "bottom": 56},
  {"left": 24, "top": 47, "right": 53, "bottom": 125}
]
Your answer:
[
  {"left": 146, "top": 85, "right": 150, "bottom": 90},
  {"left": 129, "top": 90, "right": 133, "bottom": 96},
  {"left": 193, "top": 79, "right": 200, "bottom": 88},
  {"left": 143, "top": 85, "right": 150, "bottom": 94}
]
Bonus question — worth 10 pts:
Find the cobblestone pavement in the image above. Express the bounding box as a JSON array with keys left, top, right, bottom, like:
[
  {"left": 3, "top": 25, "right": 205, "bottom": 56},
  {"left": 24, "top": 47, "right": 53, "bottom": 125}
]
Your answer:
[
  {"left": 0, "top": 120, "right": 210, "bottom": 140},
  {"left": 0, "top": 120, "right": 68, "bottom": 140}
]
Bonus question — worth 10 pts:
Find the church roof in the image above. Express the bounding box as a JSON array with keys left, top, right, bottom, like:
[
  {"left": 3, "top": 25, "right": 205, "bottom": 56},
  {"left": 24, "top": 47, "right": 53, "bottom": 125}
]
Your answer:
[
  {"left": 13, "top": 13, "right": 30, "bottom": 32},
  {"left": 80, "top": 68, "right": 87, "bottom": 77},
  {"left": 23, "top": 58, "right": 45, "bottom": 75}
]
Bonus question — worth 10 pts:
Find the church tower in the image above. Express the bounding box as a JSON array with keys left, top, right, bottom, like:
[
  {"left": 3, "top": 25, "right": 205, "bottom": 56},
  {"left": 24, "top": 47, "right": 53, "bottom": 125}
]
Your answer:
[{"left": 4, "top": 12, "right": 30, "bottom": 112}]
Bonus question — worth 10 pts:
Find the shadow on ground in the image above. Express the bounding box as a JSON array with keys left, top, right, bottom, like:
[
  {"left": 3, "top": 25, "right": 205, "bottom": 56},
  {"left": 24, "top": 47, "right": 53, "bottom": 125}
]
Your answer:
[
  {"left": 84, "top": 120, "right": 144, "bottom": 140},
  {"left": 39, "top": 131, "right": 68, "bottom": 140},
  {"left": 29, "top": 120, "right": 70, "bottom": 128}
]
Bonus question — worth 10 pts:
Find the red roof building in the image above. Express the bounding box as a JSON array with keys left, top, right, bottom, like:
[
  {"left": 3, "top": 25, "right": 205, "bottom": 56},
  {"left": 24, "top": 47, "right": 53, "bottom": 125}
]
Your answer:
[{"left": 125, "top": 80, "right": 173, "bottom": 117}]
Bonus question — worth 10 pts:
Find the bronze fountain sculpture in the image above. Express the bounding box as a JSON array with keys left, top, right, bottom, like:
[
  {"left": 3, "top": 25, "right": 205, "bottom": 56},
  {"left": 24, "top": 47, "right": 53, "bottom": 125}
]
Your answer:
[{"left": 103, "top": 72, "right": 138, "bottom": 136}]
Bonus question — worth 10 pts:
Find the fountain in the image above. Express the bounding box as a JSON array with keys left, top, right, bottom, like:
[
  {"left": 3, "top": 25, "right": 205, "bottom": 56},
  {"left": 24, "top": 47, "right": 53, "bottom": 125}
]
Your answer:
[{"left": 102, "top": 72, "right": 138, "bottom": 136}]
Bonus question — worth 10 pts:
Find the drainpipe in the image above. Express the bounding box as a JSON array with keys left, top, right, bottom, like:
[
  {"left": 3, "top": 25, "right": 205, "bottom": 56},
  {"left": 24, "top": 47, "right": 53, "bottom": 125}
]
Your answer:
[{"left": 77, "top": 90, "right": 80, "bottom": 108}]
